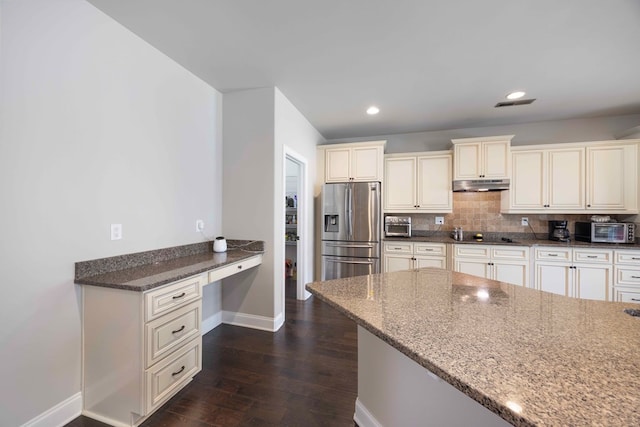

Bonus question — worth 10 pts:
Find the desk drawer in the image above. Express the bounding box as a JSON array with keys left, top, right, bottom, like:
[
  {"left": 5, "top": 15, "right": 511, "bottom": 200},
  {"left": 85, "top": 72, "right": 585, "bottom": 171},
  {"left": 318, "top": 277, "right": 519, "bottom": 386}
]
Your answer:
[
  {"left": 208, "top": 255, "right": 263, "bottom": 283},
  {"left": 145, "top": 336, "right": 201, "bottom": 413},
  {"left": 145, "top": 301, "right": 201, "bottom": 368},
  {"left": 145, "top": 276, "right": 202, "bottom": 322}
]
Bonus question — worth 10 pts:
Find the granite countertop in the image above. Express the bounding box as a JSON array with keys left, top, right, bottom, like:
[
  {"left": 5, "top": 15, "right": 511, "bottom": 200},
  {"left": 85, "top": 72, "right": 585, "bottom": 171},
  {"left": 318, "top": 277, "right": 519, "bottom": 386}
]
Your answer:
[
  {"left": 306, "top": 269, "right": 640, "bottom": 426},
  {"left": 384, "top": 231, "right": 640, "bottom": 249},
  {"left": 74, "top": 240, "right": 264, "bottom": 291}
]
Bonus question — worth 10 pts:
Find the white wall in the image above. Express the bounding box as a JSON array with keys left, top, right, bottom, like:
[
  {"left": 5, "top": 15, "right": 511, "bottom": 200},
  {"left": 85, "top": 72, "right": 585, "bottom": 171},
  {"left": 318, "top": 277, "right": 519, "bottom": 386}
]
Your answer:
[
  {"left": 327, "top": 113, "right": 640, "bottom": 152},
  {"left": 0, "top": 0, "right": 222, "bottom": 425},
  {"left": 222, "top": 87, "right": 323, "bottom": 327},
  {"left": 221, "top": 88, "right": 277, "bottom": 322},
  {"left": 275, "top": 88, "right": 325, "bottom": 298}
]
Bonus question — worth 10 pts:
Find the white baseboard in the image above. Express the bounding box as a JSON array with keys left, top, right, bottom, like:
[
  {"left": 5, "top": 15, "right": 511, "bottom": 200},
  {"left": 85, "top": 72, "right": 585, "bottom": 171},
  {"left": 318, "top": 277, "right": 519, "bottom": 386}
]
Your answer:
[
  {"left": 222, "top": 310, "right": 283, "bottom": 332},
  {"left": 354, "top": 397, "right": 383, "bottom": 427},
  {"left": 21, "top": 392, "right": 82, "bottom": 427},
  {"left": 201, "top": 311, "right": 222, "bottom": 335},
  {"left": 80, "top": 410, "right": 130, "bottom": 427}
]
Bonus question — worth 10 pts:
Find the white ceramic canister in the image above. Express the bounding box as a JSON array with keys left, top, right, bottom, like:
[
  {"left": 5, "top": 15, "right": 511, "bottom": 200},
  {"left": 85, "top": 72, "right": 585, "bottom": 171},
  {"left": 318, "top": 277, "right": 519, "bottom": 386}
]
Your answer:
[{"left": 213, "top": 236, "right": 227, "bottom": 253}]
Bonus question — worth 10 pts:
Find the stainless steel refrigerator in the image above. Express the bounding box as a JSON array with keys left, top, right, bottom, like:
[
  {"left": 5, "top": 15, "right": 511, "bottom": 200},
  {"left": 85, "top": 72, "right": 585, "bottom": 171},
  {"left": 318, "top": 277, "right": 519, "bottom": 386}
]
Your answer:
[{"left": 321, "top": 182, "right": 381, "bottom": 280}]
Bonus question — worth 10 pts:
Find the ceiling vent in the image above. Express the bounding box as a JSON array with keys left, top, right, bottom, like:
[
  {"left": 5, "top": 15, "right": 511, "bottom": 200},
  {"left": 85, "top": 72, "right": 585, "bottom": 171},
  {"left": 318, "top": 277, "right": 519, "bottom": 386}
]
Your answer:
[{"left": 495, "top": 98, "right": 536, "bottom": 108}]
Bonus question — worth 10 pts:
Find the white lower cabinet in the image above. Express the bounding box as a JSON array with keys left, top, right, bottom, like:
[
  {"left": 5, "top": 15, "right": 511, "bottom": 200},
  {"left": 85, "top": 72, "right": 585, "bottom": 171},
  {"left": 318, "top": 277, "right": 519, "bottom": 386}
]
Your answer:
[
  {"left": 534, "top": 247, "right": 613, "bottom": 301},
  {"left": 453, "top": 244, "right": 529, "bottom": 287},
  {"left": 384, "top": 242, "right": 448, "bottom": 272},
  {"left": 613, "top": 249, "right": 640, "bottom": 304},
  {"left": 83, "top": 275, "right": 205, "bottom": 427}
]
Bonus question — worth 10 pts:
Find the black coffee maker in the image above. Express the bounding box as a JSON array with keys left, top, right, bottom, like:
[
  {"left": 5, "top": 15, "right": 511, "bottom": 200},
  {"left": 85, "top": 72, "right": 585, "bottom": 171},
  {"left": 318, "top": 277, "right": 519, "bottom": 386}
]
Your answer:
[{"left": 548, "top": 220, "right": 570, "bottom": 242}]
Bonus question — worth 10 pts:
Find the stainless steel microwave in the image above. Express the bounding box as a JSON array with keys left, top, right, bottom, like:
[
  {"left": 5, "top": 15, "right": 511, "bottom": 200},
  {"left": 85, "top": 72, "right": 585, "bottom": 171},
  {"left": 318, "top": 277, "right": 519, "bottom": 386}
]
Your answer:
[
  {"left": 384, "top": 216, "right": 411, "bottom": 237},
  {"left": 574, "top": 222, "right": 636, "bottom": 244}
]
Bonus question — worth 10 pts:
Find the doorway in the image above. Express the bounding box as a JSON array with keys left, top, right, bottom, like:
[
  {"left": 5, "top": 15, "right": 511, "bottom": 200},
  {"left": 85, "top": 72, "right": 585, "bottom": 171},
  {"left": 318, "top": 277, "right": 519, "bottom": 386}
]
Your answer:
[{"left": 284, "top": 148, "right": 311, "bottom": 302}]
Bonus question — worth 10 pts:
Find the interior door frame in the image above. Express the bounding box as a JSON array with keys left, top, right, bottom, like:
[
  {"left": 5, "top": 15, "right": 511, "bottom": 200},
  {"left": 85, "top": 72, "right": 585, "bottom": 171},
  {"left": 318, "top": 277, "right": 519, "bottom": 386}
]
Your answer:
[{"left": 284, "top": 147, "right": 312, "bottom": 301}]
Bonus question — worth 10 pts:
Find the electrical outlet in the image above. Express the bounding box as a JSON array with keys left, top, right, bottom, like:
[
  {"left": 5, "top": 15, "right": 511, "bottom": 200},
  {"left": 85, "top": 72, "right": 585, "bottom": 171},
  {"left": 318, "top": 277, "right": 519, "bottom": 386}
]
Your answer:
[
  {"left": 435, "top": 217, "right": 444, "bottom": 225},
  {"left": 196, "top": 219, "right": 205, "bottom": 232},
  {"left": 521, "top": 217, "right": 529, "bottom": 226},
  {"left": 110, "top": 223, "right": 122, "bottom": 240}
]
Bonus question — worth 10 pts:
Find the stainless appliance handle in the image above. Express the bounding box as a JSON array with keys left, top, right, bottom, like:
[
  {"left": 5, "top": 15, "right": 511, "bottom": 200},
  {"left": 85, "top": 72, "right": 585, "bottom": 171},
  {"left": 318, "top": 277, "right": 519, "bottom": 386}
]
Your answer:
[
  {"left": 326, "top": 243, "right": 374, "bottom": 249},
  {"left": 344, "top": 185, "right": 351, "bottom": 239},
  {"left": 326, "top": 258, "right": 374, "bottom": 265},
  {"left": 347, "top": 184, "right": 353, "bottom": 240}
]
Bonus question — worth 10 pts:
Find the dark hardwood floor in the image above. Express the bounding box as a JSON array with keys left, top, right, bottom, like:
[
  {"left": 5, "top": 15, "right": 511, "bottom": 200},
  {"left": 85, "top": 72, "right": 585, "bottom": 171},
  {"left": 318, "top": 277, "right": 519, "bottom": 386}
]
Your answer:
[{"left": 66, "top": 278, "right": 358, "bottom": 426}]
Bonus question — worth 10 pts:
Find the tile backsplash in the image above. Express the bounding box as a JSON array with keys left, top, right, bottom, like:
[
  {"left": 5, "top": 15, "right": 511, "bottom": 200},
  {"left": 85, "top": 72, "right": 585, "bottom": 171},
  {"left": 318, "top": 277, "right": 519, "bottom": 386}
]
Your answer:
[{"left": 406, "top": 192, "right": 637, "bottom": 235}]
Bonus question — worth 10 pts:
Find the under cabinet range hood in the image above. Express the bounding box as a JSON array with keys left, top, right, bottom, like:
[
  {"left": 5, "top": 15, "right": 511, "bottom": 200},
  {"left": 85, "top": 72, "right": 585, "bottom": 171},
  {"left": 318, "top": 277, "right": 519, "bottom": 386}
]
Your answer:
[{"left": 453, "top": 179, "right": 510, "bottom": 192}]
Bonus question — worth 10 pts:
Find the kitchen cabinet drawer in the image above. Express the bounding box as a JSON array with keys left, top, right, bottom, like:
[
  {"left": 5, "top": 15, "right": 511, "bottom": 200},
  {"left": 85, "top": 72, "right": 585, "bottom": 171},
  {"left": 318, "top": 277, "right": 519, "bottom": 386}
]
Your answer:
[
  {"left": 534, "top": 247, "right": 572, "bottom": 262},
  {"left": 414, "top": 256, "right": 447, "bottom": 269},
  {"left": 491, "top": 246, "right": 529, "bottom": 261},
  {"left": 208, "top": 254, "right": 263, "bottom": 283},
  {"left": 146, "top": 336, "right": 202, "bottom": 413},
  {"left": 573, "top": 249, "right": 613, "bottom": 264},
  {"left": 384, "top": 242, "right": 413, "bottom": 254},
  {"left": 614, "top": 267, "right": 640, "bottom": 287},
  {"left": 145, "top": 276, "right": 203, "bottom": 322},
  {"left": 613, "top": 287, "right": 640, "bottom": 304},
  {"left": 414, "top": 243, "right": 446, "bottom": 257},
  {"left": 614, "top": 250, "right": 640, "bottom": 265},
  {"left": 145, "top": 301, "right": 201, "bottom": 368},
  {"left": 454, "top": 245, "right": 491, "bottom": 258}
]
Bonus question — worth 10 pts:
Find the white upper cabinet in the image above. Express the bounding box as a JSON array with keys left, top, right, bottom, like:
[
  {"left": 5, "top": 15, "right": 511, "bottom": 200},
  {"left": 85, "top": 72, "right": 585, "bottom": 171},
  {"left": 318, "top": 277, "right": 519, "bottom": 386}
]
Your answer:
[
  {"left": 322, "top": 141, "right": 385, "bottom": 183},
  {"left": 502, "top": 140, "right": 638, "bottom": 214},
  {"left": 505, "top": 148, "right": 584, "bottom": 212},
  {"left": 384, "top": 151, "right": 452, "bottom": 212},
  {"left": 452, "top": 135, "right": 512, "bottom": 180},
  {"left": 586, "top": 144, "right": 637, "bottom": 212},
  {"left": 384, "top": 156, "right": 416, "bottom": 211}
]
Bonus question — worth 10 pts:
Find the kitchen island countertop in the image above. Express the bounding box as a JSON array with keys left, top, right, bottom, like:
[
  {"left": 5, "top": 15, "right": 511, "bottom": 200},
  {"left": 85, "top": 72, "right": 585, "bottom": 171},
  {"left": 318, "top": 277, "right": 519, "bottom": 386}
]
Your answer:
[{"left": 306, "top": 269, "right": 640, "bottom": 426}]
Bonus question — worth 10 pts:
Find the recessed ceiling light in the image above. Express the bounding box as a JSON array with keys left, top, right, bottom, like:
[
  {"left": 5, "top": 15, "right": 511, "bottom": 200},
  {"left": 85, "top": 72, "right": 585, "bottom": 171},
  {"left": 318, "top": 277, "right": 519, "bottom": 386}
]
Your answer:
[
  {"left": 506, "top": 91, "right": 526, "bottom": 100},
  {"left": 366, "top": 106, "right": 380, "bottom": 115}
]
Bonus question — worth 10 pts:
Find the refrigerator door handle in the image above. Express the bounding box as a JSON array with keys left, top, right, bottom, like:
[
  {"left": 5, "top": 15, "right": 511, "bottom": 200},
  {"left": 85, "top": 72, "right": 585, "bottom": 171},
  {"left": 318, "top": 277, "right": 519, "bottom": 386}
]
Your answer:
[
  {"left": 347, "top": 184, "right": 353, "bottom": 240},
  {"left": 325, "top": 258, "right": 375, "bottom": 265},
  {"left": 326, "top": 243, "right": 374, "bottom": 248}
]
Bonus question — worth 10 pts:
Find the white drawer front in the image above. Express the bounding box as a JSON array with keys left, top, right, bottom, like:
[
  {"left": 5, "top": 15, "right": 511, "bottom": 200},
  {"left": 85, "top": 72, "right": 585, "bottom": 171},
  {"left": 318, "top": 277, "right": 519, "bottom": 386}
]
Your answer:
[
  {"left": 146, "top": 301, "right": 201, "bottom": 368},
  {"left": 491, "top": 245, "right": 529, "bottom": 261},
  {"left": 384, "top": 242, "right": 413, "bottom": 254},
  {"left": 454, "top": 245, "right": 490, "bottom": 259},
  {"left": 573, "top": 249, "right": 612, "bottom": 264},
  {"left": 614, "top": 267, "right": 640, "bottom": 287},
  {"left": 145, "top": 276, "right": 202, "bottom": 322},
  {"left": 414, "top": 243, "right": 446, "bottom": 257},
  {"left": 208, "top": 254, "right": 263, "bottom": 283},
  {"left": 613, "top": 287, "right": 640, "bottom": 304},
  {"left": 614, "top": 250, "right": 640, "bottom": 265},
  {"left": 534, "top": 247, "right": 572, "bottom": 262},
  {"left": 146, "top": 337, "right": 201, "bottom": 412}
]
